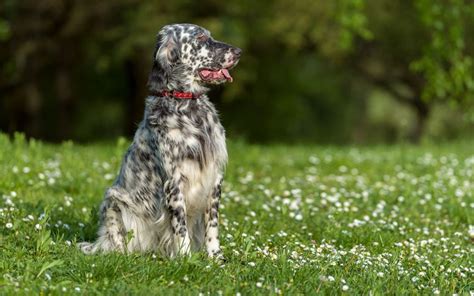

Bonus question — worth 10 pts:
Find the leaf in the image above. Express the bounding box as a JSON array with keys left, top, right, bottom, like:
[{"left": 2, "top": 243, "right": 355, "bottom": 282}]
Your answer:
[
  {"left": 36, "top": 260, "right": 63, "bottom": 278},
  {"left": 36, "top": 229, "right": 52, "bottom": 254}
]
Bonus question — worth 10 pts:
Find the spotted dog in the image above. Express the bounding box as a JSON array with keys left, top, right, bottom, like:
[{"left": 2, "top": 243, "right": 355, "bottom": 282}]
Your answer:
[{"left": 79, "top": 24, "right": 241, "bottom": 259}]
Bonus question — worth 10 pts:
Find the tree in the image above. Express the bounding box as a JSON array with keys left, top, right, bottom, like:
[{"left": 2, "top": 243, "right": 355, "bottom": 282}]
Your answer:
[
  {"left": 0, "top": 0, "right": 136, "bottom": 140},
  {"left": 1, "top": 0, "right": 472, "bottom": 143},
  {"left": 268, "top": 0, "right": 474, "bottom": 142}
]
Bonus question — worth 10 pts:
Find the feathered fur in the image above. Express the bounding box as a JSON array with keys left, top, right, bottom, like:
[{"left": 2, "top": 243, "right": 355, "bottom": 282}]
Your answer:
[{"left": 79, "top": 23, "right": 241, "bottom": 259}]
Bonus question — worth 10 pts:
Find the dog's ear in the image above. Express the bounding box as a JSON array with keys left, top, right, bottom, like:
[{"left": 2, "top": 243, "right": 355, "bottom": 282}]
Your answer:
[
  {"left": 155, "top": 31, "right": 180, "bottom": 72},
  {"left": 148, "top": 31, "right": 180, "bottom": 91}
]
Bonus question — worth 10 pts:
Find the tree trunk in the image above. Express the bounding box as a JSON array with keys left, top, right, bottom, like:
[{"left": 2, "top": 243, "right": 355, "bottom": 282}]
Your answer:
[
  {"left": 56, "top": 66, "right": 74, "bottom": 141},
  {"left": 409, "top": 98, "right": 430, "bottom": 144},
  {"left": 124, "top": 54, "right": 148, "bottom": 136},
  {"left": 24, "top": 82, "right": 42, "bottom": 138}
]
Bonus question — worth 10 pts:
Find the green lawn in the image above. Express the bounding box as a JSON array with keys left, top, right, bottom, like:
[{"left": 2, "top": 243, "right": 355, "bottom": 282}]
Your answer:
[{"left": 0, "top": 133, "right": 473, "bottom": 295}]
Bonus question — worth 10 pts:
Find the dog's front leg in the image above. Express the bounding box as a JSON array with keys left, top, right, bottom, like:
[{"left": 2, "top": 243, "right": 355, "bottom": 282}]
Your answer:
[
  {"left": 164, "top": 176, "right": 191, "bottom": 256},
  {"left": 205, "top": 177, "right": 224, "bottom": 260}
]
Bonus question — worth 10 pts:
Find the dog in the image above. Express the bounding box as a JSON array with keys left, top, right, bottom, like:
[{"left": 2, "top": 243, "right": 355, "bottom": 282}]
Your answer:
[{"left": 79, "top": 23, "right": 241, "bottom": 259}]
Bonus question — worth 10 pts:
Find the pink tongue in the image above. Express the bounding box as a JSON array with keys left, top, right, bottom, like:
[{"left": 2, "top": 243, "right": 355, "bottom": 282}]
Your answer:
[
  {"left": 221, "top": 69, "right": 233, "bottom": 82},
  {"left": 201, "top": 70, "right": 212, "bottom": 77},
  {"left": 200, "top": 69, "right": 233, "bottom": 82}
]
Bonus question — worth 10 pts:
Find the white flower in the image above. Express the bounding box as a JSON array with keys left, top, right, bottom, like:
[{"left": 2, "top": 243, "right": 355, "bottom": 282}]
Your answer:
[
  {"left": 248, "top": 262, "right": 256, "bottom": 267},
  {"left": 35, "top": 224, "right": 42, "bottom": 230},
  {"left": 256, "top": 282, "right": 263, "bottom": 288},
  {"left": 468, "top": 225, "right": 474, "bottom": 239},
  {"left": 342, "top": 285, "right": 349, "bottom": 291},
  {"left": 6, "top": 222, "right": 13, "bottom": 229},
  {"left": 377, "top": 272, "right": 384, "bottom": 278},
  {"left": 327, "top": 276, "right": 335, "bottom": 282}
]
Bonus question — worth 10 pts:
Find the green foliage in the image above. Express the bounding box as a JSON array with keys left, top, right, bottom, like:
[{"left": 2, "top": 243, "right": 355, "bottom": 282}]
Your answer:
[
  {"left": 267, "top": 0, "right": 372, "bottom": 57},
  {"left": 412, "top": 0, "right": 474, "bottom": 105},
  {"left": 336, "top": 0, "right": 373, "bottom": 51},
  {"left": 0, "top": 135, "right": 473, "bottom": 294},
  {"left": 0, "top": 19, "right": 10, "bottom": 41},
  {"left": 0, "top": 0, "right": 473, "bottom": 143}
]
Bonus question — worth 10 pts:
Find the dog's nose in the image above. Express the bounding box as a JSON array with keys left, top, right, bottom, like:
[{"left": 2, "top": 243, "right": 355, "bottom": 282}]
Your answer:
[{"left": 231, "top": 47, "right": 242, "bottom": 57}]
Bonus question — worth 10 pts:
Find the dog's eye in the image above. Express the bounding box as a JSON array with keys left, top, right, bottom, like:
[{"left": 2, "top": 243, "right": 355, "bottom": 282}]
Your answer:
[{"left": 196, "top": 34, "right": 208, "bottom": 42}]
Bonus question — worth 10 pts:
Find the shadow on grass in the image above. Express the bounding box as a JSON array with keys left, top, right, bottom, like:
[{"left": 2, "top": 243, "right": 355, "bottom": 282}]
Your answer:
[{"left": 19, "top": 200, "right": 100, "bottom": 242}]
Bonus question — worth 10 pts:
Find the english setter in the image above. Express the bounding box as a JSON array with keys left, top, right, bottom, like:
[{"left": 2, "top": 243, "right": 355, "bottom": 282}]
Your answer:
[{"left": 79, "top": 23, "right": 241, "bottom": 259}]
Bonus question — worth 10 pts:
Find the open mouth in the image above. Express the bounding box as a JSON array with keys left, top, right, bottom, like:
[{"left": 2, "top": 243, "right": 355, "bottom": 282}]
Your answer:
[{"left": 198, "top": 68, "right": 233, "bottom": 83}]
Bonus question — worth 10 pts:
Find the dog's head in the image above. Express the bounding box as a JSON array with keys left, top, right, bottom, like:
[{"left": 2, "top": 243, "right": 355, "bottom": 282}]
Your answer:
[{"left": 148, "top": 23, "right": 242, "bottom": 94}]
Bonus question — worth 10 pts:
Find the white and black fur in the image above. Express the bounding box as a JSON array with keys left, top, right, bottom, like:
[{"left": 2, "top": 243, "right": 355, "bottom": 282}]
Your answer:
[{"left": 79, "top": 24, "right": 241, "bottom": 259}]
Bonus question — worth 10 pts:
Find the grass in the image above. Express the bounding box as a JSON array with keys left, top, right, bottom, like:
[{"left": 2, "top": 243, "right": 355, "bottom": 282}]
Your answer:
[{"left": 0, "top": 133, "right": 473, "bottom": 295}]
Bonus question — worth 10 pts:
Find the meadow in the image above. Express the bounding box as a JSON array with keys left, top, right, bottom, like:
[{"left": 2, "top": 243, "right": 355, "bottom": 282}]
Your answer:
[{"left": 0, "top": 133, "right": 473, "bottom": 295}]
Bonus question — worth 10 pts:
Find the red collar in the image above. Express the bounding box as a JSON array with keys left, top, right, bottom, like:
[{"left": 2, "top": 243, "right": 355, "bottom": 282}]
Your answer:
[{"left": 154, "top": 90, "right": 201, "bottom": 99}]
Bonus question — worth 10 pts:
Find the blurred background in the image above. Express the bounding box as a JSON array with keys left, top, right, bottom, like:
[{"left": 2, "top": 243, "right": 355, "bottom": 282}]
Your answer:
[{"left": 0, "top": 0, "right": 473, "bottom": 144}]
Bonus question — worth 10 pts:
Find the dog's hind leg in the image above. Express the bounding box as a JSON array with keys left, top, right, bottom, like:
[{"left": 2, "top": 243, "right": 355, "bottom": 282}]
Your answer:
[{"left": 79, "top": 187, "right": 128, "bottom": 254}]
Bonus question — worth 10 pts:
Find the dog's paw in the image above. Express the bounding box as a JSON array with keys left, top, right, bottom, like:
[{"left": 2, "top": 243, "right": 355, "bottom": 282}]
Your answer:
[
  {"left": 77, "top": 242, "right": 96, "bottom": 254},
  {"left": 177, "top": 236, "right": 192, "bottom": 257},
  {"left": 208, "top": 249, "right": 226, "bottom": 263}
]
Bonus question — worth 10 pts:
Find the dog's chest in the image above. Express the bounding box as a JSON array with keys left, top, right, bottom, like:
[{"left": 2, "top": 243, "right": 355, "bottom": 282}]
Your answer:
[
  {"left": 163, "top": 107, "right": 227, "bottom": 166},
  {"left": 178, "top": 159, "right": 219, "bottom": 217},
  {"left": 161, "top": 102, "right": 227, "bottom": 216}
]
